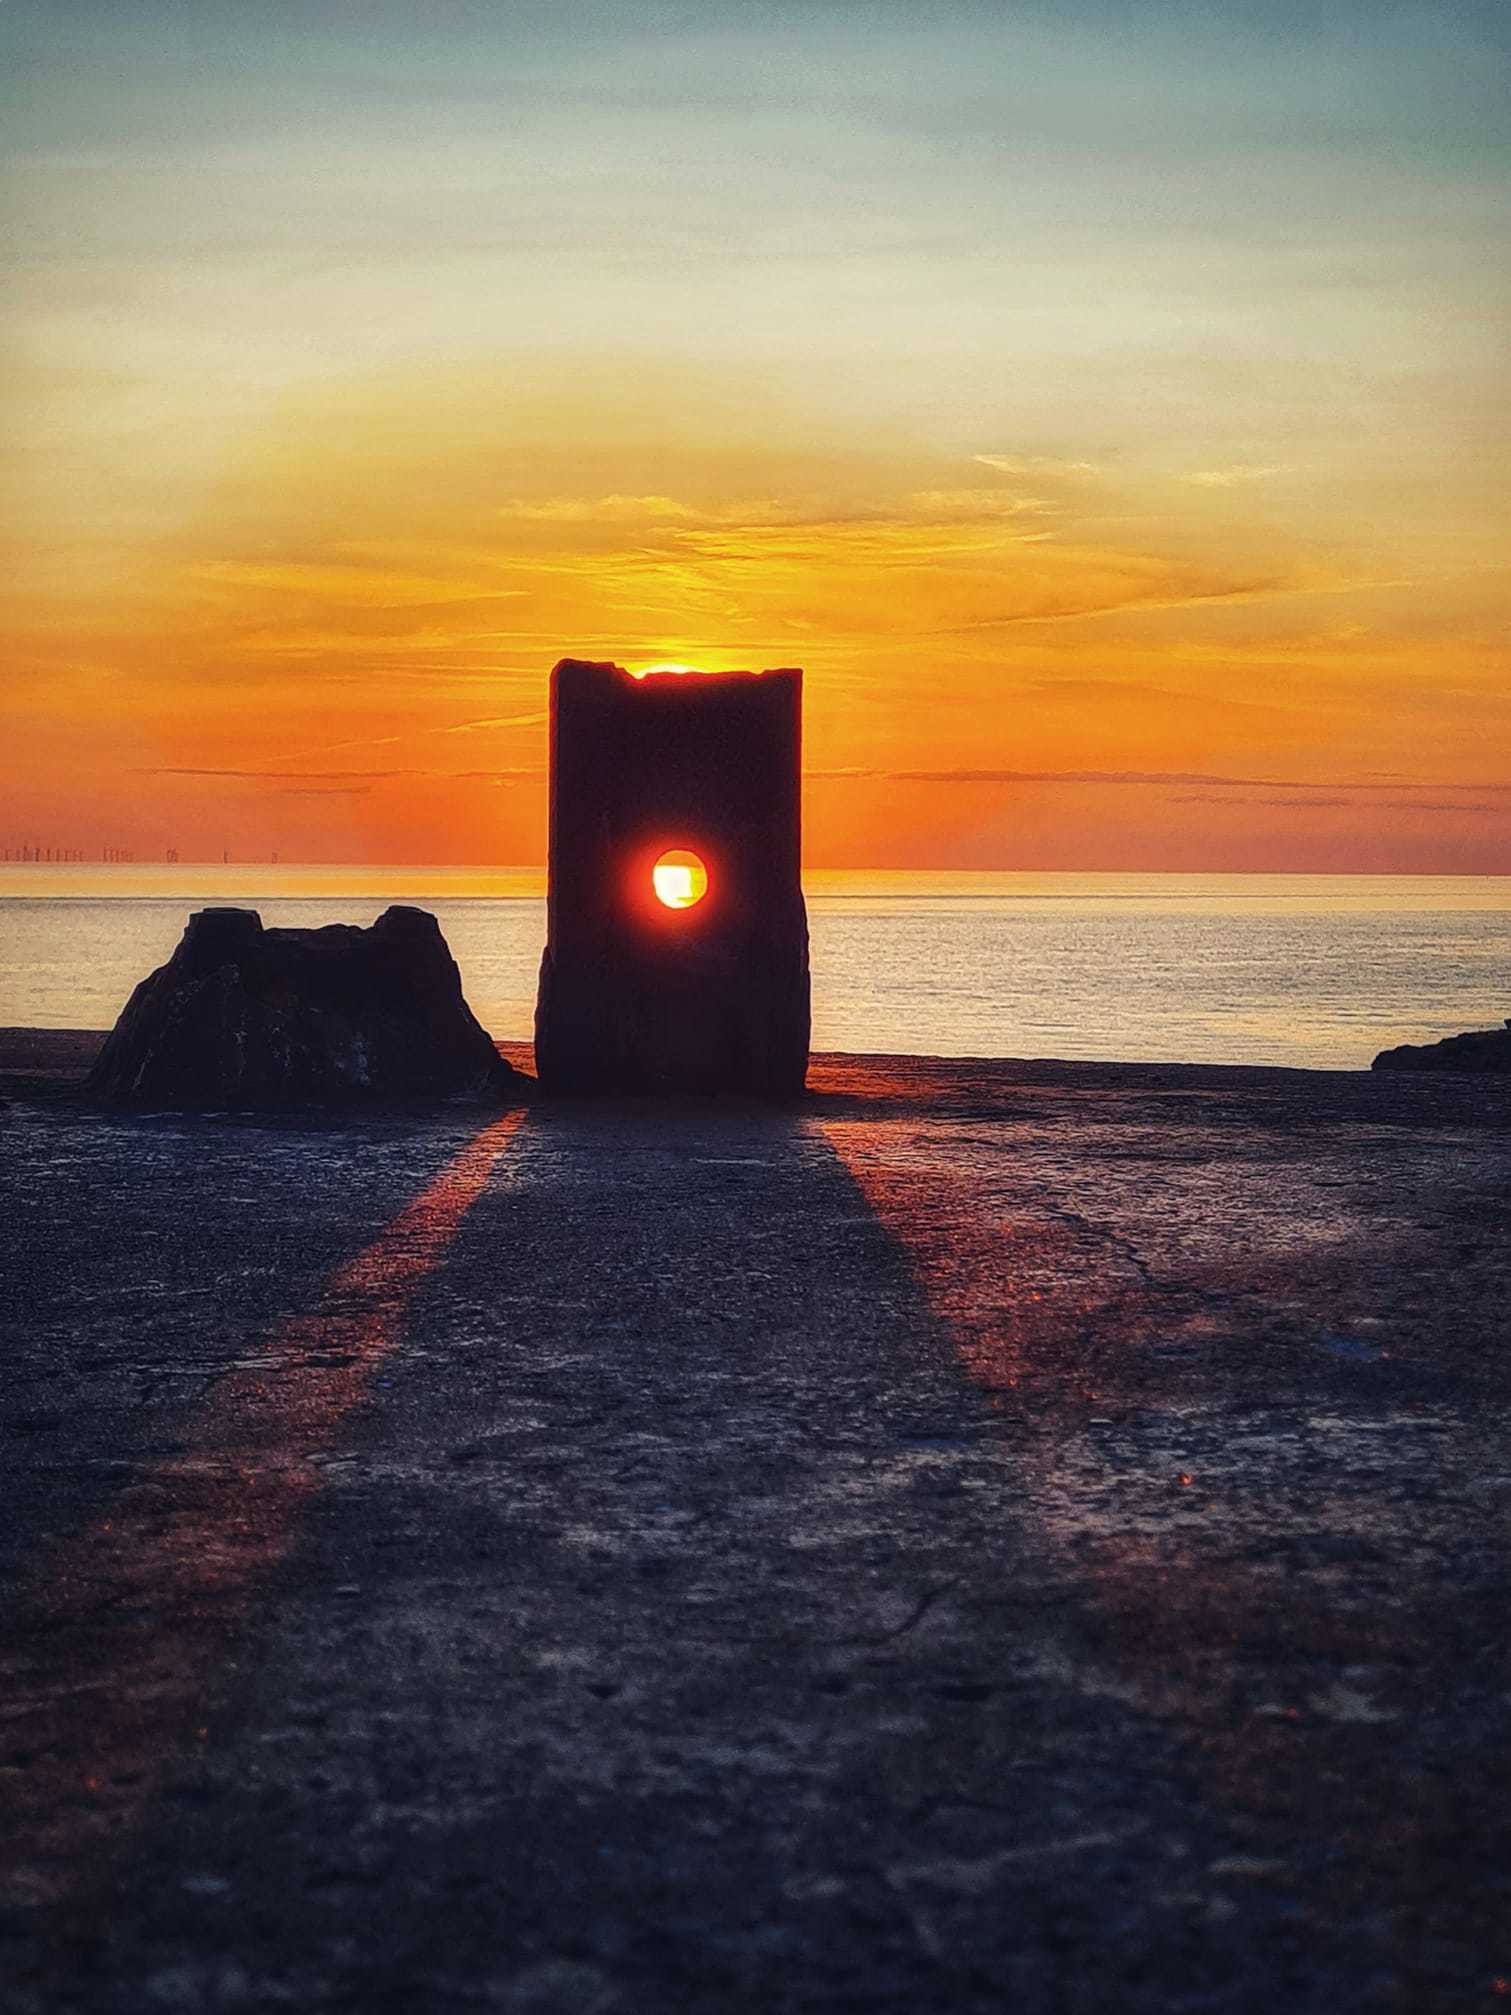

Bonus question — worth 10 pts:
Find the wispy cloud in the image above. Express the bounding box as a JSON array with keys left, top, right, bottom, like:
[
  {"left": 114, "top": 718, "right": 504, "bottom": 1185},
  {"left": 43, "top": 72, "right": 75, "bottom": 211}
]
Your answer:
[
  {"left": 147, "top": 767, "right": 405, "bottom": 782},
  {"left": 141, "top": 764, "right": 542, "bottom": 784},
  {"left": 907, "top": 489, "right": 1058, "bottom": 519},
  {"left": 439, "top": 768, "right": 542, "bottom": 781},
  {"left": 1183, "top": 464, "right": 1291, "bottom": 488},
  {"left": 886, "top": 767, "right": 1297, "bottom": 788},
  {"left": 438, "top": 710, "right": 548, "bottom": 736},
  {"left": 1170, "top": 793, "right": 1507, "bottom": 813},
  {"left": 974, "top": 455, "right": 1103, "bottom": 480},
  {"left": 877, "top": 768, "right": 1511, "bottom": 793},
  {"left": 495, "top": 495, "right": 700, "bottom": 524},
  {"left": 174, "top": 759, "right": 1496, "bottom": 800},
  {"left": 1377, "top": 801, "right": 1506, "bottom": 814},
  {"left": 289, "top": 709, "right": 550, "bottom": 761}
]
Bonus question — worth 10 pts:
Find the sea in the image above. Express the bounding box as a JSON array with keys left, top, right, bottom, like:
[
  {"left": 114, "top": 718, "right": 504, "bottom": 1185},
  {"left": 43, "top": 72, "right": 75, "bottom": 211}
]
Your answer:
[{"left": 0, "top": 867, "right": 1506, "bottom": 1072}]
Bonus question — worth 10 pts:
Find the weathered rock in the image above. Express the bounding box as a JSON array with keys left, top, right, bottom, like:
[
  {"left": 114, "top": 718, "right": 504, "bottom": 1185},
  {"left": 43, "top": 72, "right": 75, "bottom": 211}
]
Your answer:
[
  {"left": 535, "top": 659, "right": 810, "bottom": 1096},
  {"left": 1372, "top": 1020, "right": 1511, "bottom": 1074},
  {"left": 86, "top": 905, "right": 516, "bottom": 1109}
]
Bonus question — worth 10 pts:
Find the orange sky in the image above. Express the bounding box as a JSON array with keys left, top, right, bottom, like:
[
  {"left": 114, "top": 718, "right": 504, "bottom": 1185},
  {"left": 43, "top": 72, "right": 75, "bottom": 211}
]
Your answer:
[{"left": 4, "top": 3, "right": 1508, "bottom": 871}]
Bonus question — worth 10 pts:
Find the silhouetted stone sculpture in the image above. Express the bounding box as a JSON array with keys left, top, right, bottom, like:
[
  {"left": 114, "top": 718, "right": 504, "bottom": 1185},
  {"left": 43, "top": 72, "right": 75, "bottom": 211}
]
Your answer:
[
  {"left": 535, "top": 659, "right": 809, "bottom": 1095},
  {"left": 1372, "top": 1020, "right": 1511, "bottom": 1074},
  {"left": 87, "top": 905, "right": 514, "bottom": 1109}
]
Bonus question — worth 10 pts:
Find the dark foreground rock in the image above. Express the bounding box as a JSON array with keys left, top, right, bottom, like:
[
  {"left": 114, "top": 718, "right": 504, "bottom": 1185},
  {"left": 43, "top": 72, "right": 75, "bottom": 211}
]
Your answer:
[
  {"left": 85, "top": 905, "right": 516, "bottom": 1109},
  {"left": 1373, "top": 1018, "right": 1511, "bottom": 1074}
]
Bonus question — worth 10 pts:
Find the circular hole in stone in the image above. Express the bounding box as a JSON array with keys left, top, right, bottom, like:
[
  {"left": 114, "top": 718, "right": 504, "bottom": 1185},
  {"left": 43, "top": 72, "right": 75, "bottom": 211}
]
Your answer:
[{"left": 651, "top": 849, "right": 709, "bottom": 910}]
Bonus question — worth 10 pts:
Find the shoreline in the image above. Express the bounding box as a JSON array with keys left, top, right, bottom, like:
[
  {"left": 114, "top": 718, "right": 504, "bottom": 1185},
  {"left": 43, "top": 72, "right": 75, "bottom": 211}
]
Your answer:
[
  {"left": 5, "top": 1021, "right": 1506, "bottom": 1118},
  {"left": 0, "top": 1018, "right": 1464, "bottom": 1080}
]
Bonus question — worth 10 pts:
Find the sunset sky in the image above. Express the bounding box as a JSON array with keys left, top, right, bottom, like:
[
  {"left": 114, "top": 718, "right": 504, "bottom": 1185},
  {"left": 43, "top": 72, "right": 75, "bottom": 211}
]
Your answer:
[{"left": 4, "top": 0, "right": 1508, "bottom": 871}]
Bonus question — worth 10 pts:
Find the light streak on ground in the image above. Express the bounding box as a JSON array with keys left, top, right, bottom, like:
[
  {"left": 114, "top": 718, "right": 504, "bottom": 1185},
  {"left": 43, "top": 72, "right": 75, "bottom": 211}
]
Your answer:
[{"left": 0, "top": 1114, "right": 521, "bottom": 1910}]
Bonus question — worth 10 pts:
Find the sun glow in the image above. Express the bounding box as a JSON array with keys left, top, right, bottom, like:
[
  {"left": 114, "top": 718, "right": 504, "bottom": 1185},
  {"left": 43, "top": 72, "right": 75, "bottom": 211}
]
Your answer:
[
  {"left": 652, "top": 849, "right": 709, "bottom": 909},
  {"left": 7, "top": 0, "right": 1510, "bottom": 879}
]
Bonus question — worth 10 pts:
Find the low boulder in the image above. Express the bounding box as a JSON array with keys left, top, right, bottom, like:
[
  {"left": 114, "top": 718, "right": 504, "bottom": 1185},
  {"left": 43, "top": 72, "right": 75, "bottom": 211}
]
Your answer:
[
  {"left": 1372, "top": 1020, "right": 1511, "bottom": 1075},
  {"left": 87, "top": 905, "right": 516, "bottom": 1110}
]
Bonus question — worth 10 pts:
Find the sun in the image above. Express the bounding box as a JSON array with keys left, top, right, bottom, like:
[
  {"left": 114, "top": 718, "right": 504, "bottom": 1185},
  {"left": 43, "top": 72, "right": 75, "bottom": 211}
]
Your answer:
[{"left": 652, "top": 848, "right": 709, "bottom": 909}]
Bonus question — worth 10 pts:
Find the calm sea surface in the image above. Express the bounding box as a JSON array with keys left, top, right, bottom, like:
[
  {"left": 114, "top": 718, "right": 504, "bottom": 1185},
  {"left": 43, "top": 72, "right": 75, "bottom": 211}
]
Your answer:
[{"left": 1, "top": 867, "right": 1506, "bottom": 1070}]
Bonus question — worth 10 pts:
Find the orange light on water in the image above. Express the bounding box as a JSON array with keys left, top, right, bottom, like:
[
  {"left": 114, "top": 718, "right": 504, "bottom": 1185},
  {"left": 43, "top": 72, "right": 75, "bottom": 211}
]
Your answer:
[{"left": 652, "top": 848, "right": 708, "bottom": 909}]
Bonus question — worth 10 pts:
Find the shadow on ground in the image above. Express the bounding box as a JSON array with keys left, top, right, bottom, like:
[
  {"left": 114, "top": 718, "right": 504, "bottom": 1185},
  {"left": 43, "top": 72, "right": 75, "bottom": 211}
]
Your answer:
[{"left": 1, "top": 1052, "right": 1508, "bottom": 2011}]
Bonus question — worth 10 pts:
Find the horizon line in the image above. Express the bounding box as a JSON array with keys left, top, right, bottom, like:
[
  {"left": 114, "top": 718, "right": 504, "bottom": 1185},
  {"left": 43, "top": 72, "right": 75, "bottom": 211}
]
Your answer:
[{"left": 2, "top": 861, "right": 1508, "bottom": 881}]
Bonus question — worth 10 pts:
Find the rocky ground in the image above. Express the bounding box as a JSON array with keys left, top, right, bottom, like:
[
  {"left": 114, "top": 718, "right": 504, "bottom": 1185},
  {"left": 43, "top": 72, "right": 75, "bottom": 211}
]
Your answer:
[{"left": 1, "top": 1030, "right": 1508, "bottom": 2013}]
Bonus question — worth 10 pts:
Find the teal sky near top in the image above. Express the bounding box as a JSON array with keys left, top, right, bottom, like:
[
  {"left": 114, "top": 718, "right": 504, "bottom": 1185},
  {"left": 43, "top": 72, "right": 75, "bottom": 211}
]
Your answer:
[{"left": 8, "top": 3, "right": 1507, "bottom": 402}]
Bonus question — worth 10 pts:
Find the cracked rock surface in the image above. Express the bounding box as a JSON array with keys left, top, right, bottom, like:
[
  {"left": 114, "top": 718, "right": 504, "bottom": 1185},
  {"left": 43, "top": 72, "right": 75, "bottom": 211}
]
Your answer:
[{"left": 1, "top": 1032, "right": 1508, "bottom": 2013}]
